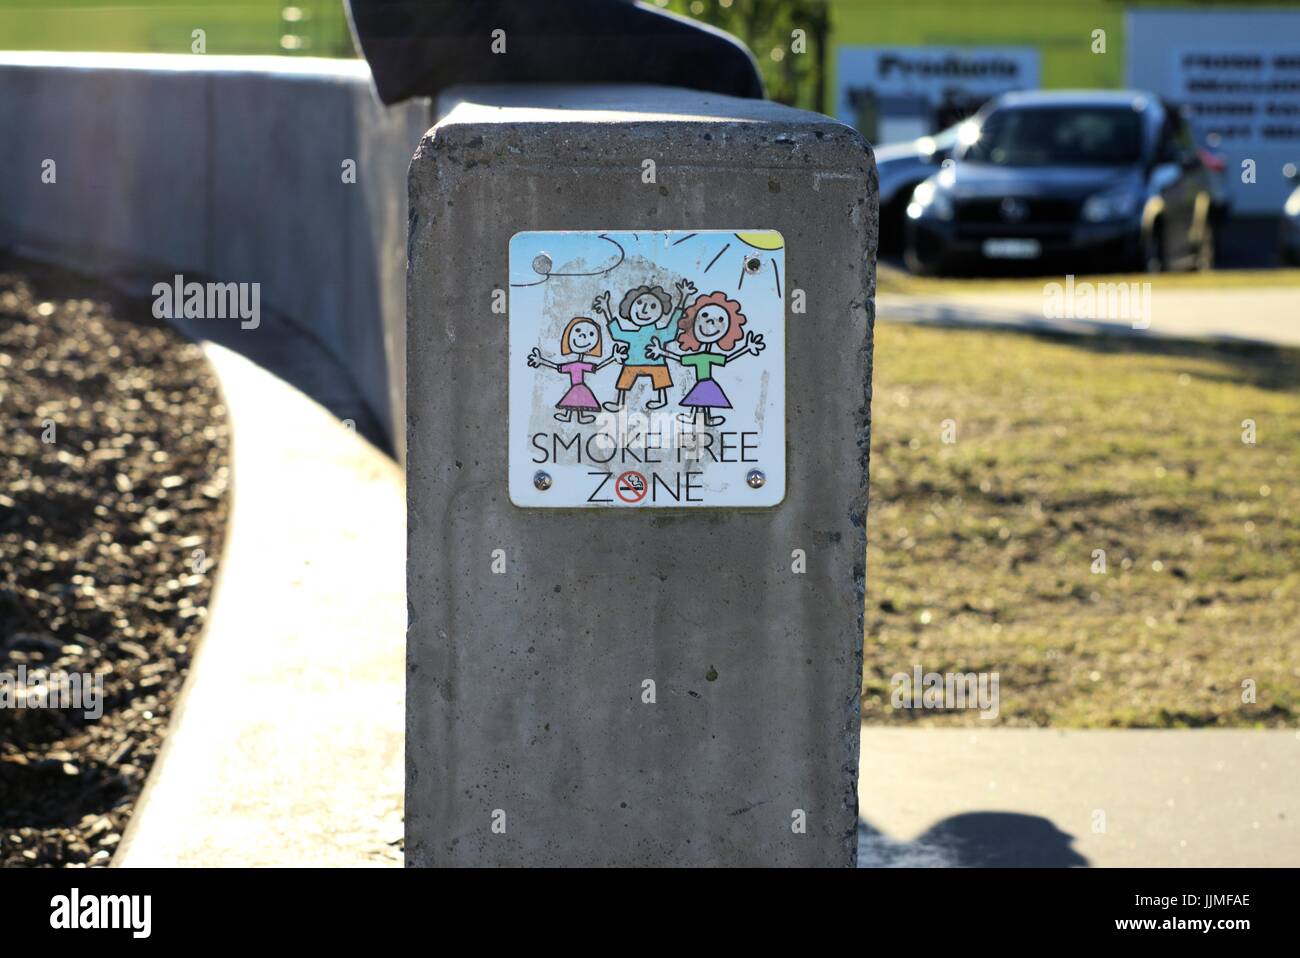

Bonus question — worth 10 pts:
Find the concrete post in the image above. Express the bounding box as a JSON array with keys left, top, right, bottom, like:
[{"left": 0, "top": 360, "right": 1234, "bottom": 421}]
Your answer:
[{"left": 406, "top": 85, "right": 876, "bottom": 866}]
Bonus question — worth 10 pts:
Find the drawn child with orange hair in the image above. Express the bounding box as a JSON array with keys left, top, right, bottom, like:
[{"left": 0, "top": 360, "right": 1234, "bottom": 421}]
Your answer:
[
  {"left": 645, "top": 291, "right": 765, "bottom": 427},
  {"left": 527, "top": 316, "right": 626, "bottom": 423}
]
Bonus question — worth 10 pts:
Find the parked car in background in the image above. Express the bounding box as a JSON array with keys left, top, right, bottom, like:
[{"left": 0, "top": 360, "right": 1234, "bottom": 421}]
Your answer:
[
  {"left": 904, "top": 90, "right": 1217, "bottom": 275},
  {"left": 1280, "top": 163, "right": 1300, "bottom": 266},
  {"left": 875, "top": 121, "right": 965, "bottom": 258}
]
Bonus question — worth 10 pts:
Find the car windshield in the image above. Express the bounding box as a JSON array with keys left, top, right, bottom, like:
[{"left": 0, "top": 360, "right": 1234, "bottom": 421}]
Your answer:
[{"left": 962, "top": 106, "right": 1144, "bottom": 167}]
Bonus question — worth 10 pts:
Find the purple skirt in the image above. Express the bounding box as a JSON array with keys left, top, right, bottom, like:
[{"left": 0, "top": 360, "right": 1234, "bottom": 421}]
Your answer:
[
  {"left": 680, "top": 379, "right": 731, "bottom": 409},
  {"left": 557, "top": 384, "right": 600, "bottom": 411}
]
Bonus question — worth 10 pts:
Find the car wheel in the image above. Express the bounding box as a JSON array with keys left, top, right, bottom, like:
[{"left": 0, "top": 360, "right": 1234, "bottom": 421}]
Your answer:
[
  {"left": 1136, "top": 223, "right": 1164, "bottom": 274},
  {"left": 878, "top": 196, "right": 908, "bottom": 260},
  {"left": 1193, "top": 222, "right": 1215, "bottom": 272},
  {"left": 1277, "top": 223, "right": 1299, "bottom": 267},
  {"left": 904, "top": 244, "right": 928, "bottom": 276},
  {"left": 903, "top": 223, "right": 943, "bottom": 276}
]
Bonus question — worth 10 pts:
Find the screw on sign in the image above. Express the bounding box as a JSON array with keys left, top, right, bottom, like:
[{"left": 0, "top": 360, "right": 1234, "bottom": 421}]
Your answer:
[{"left": 614, "top": 470, "right": 648, "bottom": 504}]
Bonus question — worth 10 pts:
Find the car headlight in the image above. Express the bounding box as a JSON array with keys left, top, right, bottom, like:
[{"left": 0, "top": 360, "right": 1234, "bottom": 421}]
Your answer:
[
  {"left": 1285, "top": 191, "right": 1300, "bottom": 218},
  {"left": 1082, "top": 187, "right": 1140, "bottom": 223},
  {"left": 906, "top": 180, "right": 954, "bottom": 221}
]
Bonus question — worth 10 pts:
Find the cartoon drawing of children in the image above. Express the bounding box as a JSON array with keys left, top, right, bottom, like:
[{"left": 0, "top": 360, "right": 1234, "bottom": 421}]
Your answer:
[
  {"left": 592, "top": 279, "right": 696, "bottom": 412},
  {"left": 645, "top": 291, "right": 765, "bottom": 427},
  {"left": 527, "top": 316, "right": 626, "bottom": 423}
]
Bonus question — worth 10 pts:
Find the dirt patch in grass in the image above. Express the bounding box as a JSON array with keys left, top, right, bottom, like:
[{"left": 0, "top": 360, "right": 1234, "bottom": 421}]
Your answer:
[
  {"left": 0, "top": 254, "right": 231, "bottom": 865},
  {"left": 865, "top": 321, "right": 1300, "bottom": 727}
]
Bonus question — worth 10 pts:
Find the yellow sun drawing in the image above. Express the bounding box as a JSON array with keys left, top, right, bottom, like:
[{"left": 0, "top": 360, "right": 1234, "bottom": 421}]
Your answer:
[{"left": 734, "top": 231, "right": 785, "bottom": 251}]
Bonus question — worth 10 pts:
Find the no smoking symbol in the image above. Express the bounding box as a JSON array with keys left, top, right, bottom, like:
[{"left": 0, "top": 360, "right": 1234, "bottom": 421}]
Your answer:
[{"left": 614, "top": 470, "right": 648, "bottom": 504}]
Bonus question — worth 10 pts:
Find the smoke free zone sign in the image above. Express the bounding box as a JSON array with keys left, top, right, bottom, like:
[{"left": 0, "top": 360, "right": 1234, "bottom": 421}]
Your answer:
[{"left": 508, "top": 230, "right": 786, "bottom": 508}]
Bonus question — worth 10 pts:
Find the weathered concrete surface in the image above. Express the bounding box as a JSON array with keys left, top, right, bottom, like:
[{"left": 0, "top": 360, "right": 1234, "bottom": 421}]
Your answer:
[
  {"left": 0, "top": 52, "right": 428, "bottom": 454},
  {"left": 117, "top": 338, "right": 405, "bottom": 867},
  {"left": 857, "top": 728, "right": 1300, "bottom": 868},
  {"left": 407, "top": 85, "right": 876, "bottom": 866}
]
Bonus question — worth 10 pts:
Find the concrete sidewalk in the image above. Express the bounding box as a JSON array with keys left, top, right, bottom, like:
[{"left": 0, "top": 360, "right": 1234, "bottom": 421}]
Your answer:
[
  {"left": 858, "top": 728, "right": 1300, "bottom": 867},
  {"left": 116, "top": 340, "right": 406, "bottom": 867},
  {"left": 879, "top": 286, "right": 1300, "bottom": 348}
]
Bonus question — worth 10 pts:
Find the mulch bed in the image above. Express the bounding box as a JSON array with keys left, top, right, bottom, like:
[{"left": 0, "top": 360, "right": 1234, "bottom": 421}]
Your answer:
[{"left": 0, "top": 254, "right": 231, "bottom": 866}]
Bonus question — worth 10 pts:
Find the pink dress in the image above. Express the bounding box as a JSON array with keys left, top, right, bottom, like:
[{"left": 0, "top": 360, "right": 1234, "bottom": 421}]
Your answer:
[{"left": 556, "top": 360, "right": 600, "bottom": 411}]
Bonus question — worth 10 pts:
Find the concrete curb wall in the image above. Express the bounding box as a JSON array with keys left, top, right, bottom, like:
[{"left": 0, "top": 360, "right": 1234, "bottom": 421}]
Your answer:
[
  {"left": 0, "top": 53, "right": 428, "bottom": 454},
  {"left": 115, "top": 338, "right": 406, "bottom": 867}
]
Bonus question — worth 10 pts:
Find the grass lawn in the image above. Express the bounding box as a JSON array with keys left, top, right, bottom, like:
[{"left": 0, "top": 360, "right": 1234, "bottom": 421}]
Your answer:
[
  {"left": 877, "top": 263, "right": 1300, "bottom": 296},
  {"left": 864, "top": 320, "right": 1300, "bottom": 727}
]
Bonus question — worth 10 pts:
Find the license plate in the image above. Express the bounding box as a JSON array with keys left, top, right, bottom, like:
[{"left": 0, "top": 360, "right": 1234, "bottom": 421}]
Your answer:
[
  {"left": 508, "top": 230, "right": 786, "bottom": 508},
  {"left": 982, "top": 238, "right": 1041, "bottom": 259}
]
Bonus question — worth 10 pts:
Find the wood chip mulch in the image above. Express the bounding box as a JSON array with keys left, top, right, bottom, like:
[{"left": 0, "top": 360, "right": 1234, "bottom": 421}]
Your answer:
[{"left": 0, "top": 255, "right": 231, "bottom": 867}]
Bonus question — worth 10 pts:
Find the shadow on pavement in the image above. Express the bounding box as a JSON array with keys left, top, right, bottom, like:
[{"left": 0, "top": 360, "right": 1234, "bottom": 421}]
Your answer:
[
  {"left": 858, "top": 813, "right": 1090, "bottom": 868},
  {"left": 883, "top": 301, "right": 1300, "bottom": 395}
]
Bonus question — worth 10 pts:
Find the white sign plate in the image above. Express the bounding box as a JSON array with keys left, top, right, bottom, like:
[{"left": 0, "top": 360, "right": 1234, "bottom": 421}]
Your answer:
[{"left": 509, "top": 230, "right": 786, "bottom": 508}]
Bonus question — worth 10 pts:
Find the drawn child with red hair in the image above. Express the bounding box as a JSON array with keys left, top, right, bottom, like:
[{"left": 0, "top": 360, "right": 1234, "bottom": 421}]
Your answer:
[
  {"left": 527, "top": 316, "right": 626, "bottom": 424},
  {"left": 646, "top": 291, "right": 765, "bottom": 427}
]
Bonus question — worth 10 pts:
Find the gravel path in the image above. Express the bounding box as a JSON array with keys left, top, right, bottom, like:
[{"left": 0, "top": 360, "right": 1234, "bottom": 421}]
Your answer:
[{"left": 0, "top": 254, "right": 231, "bottom": 867}]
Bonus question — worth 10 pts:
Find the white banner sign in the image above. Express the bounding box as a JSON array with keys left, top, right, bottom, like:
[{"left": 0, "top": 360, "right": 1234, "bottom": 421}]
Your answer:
[
  {"left": 1127, "top": 10, "right": 1300, "bottom": 214},
  {"left": 837, "top": 45, "right": 1040, "bottom": 141}
]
